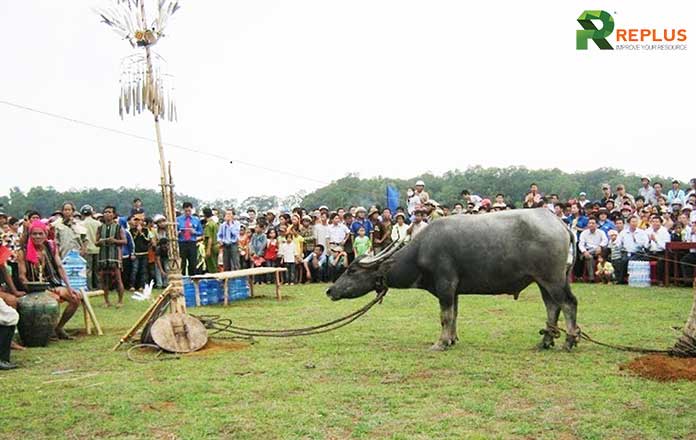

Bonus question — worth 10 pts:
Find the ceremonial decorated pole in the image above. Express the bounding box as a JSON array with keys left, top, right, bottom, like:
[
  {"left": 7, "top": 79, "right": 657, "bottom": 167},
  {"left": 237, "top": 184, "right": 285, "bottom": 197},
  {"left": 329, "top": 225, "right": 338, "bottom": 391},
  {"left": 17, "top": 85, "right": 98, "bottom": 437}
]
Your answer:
[{"left": 96, "top": 1, "right": 186, "bottom": 318}]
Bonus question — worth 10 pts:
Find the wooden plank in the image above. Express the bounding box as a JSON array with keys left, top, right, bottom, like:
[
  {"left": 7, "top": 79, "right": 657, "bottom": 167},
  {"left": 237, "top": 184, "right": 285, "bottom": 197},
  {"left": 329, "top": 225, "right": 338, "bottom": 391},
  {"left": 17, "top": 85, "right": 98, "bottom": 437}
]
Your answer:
[
  {"left": 112, "top": 286, "right": 171, "bottom": 351},
  {"left": 82, "top": 293, "right": 103, "bottom": 336},
  {"left": 275, "top": 270, "right": 281, "bottom": 301}
]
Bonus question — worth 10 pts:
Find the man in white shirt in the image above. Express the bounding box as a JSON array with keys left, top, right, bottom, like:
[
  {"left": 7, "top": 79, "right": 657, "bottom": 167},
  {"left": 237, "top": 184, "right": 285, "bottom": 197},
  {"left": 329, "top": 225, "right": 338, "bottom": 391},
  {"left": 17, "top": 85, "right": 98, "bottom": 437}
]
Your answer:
[
  {"left": 313, "top": 213, "right": 331, "bottom": 256},
  {"left": 327, "top": 213, "right": 350, "bottom": 249},
  {"left": 646, "top": 215, "right": 671, "bottom": 285},
  {"left": 638, "top": 177, "right": 656, "bottom": 206},
  {"left": 614, "top": 216, "right": 649, "bottom": 284},
  {"left": 578, "top": 217, "right": 608, "bottom": 282}
]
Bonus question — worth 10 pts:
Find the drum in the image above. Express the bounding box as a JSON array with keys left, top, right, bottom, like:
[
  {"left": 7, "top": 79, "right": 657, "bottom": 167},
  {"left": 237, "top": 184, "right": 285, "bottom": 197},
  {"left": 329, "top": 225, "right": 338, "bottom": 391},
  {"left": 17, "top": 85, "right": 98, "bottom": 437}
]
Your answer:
[{"left": 17, "top": 283, "right": 60, "bottom": 347}]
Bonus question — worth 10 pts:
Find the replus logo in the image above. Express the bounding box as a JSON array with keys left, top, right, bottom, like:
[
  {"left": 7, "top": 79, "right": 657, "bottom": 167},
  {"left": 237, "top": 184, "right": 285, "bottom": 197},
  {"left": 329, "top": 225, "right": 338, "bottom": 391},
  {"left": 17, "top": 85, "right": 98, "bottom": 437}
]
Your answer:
[{"left": 577, "top": 10, "right": 614, "bottom": 50}]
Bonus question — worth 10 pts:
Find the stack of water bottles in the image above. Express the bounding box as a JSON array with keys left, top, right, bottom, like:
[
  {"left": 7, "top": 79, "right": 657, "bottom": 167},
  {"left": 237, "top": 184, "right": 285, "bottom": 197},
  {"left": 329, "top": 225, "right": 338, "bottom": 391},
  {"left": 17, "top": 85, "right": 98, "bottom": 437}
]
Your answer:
[
  {"left": 183, "top": 277, "right": 250, "bottom": 307},
  {"left": 183, "top": 277, "right": 197, "bottom": 307},
  {"left": 227, "top": 278, "right": 250, "bottom": 302},
  {"left": 628, "top": 260, "right": 651, "bottom": 288},
  {"left": 62, "top": 249, "right": 87, "bottom": 291}
]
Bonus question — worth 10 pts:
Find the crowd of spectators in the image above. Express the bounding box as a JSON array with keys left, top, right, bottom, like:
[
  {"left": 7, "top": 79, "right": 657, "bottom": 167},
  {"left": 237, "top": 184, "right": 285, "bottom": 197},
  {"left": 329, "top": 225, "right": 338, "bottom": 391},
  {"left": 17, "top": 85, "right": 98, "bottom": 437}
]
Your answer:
[{"left": 2, "top": 177, "right": 696, "bottom": 369}]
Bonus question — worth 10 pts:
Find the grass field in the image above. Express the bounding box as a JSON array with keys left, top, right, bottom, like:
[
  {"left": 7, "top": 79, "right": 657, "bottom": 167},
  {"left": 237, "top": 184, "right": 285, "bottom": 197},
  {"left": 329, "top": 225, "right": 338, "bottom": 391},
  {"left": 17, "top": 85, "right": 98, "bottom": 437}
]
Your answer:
[{"left": 3, "top": 283, "right": 696, "bottom": 440}]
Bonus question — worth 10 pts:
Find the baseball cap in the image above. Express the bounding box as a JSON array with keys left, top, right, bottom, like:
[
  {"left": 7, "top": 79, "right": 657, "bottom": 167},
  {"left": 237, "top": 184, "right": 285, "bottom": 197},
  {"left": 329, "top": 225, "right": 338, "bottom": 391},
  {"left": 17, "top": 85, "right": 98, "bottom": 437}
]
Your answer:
[{"left": 415, "top": 180, "right": 425, "bottom": 186}]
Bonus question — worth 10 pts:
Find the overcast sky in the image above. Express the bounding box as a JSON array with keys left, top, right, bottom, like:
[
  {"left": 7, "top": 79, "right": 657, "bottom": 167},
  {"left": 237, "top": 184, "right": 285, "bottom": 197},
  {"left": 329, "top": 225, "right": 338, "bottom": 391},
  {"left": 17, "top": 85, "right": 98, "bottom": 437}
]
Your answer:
[{"left": 1, "top": 1, "right": 694, "bottom": 202}]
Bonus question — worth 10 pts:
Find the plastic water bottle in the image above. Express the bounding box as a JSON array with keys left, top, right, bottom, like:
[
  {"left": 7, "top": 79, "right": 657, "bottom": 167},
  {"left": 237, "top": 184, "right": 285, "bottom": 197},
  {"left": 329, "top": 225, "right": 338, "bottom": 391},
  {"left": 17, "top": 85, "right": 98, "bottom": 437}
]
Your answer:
[{"left": 62, "top": 249, "right": 87, "bottom": 291}]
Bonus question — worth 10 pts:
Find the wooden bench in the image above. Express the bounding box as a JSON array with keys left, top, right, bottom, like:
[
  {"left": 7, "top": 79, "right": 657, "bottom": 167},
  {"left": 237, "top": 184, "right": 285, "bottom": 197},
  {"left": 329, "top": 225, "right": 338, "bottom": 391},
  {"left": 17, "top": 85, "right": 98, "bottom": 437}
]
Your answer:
[
  {"left": 190, "top": 267, "right": 288, "bottom": 305},
  {"left": 665, "top": 242, "right": 696, "bottom": 287}
]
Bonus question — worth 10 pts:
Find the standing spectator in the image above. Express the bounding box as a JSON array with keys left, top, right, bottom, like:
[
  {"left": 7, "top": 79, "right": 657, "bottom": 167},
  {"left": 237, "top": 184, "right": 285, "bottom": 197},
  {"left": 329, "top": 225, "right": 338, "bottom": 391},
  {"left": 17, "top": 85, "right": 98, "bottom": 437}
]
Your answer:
[
  {"left": 577, "top": 192, "right": 590, "bottom": 209},
  {"left": 353, "top": 227, "right": 372, "bottom": 257},
  {"left": 249, "top": 224, "right": 267, "bottom": 283},
  {"left": 177, "top": 202, "right": 202, "bottom": 276},
  {"left": 600, "top": 184, "right": 616, "bottom": 207},
  {"left": 129, "top": 217, "right": 152, "bottom": 291},
  {"left": 668, "top": 180, "right": 686, "bottom": 205},
  {"left": 687, "top": 178, "right": 696, "bottom": 198},
  {"left": 96, "top": 206, "right": 126, "bottom": 307},
  {"left": 130, "top": 198, "right": 145, "bottom": 217},
  {"left": 391, "top": 212, "right": 409, "bottom": 242},
  {"left": 652, "top": 182, "right": 665, "bottom": 206},
  {"left": 313, "top": 212, "right": 331, "bottom": 257},
  {"left": 615, "top": 216, "right": 649, "bottom": 284},
  {"left": 153, "top": 215, "right": 169, "bottom": 288},
  {"left": 565, "top": 204, "right": 588, "bottom": 279},
  {"left": 408, "top": 209, "right": 428, "bottom": 238},
  {"left": 299, "top": 215, "right": 315, "bottom": 258},
  {"left": 578, "top": 217, "right": 608, "bottom": 282},
  {"left": 378, "top": 208, "right": 393, "bottom": 248},
  {"left": 407, "top": 187, "right": 421, "bottom": 217},
  {"left": 414, "top": 180, "right": 430, "bottom": 204},
  {"left": 217, "top": 209, "right": 241, "bottom": 271},
  {"left": 80, "top": 205, "right": 101, "bottom": 290},
  {"left": 120, "top": 216, "right": 134, "bottom": 289},
  {"left": 368, "top": 208, "right": 386, "bottom": 253},
  {"left": 327, "top": 213, "right": 350, "bottom": 251},
  {"left": 342, "top": 213, "right": 355, "bottom": 264},
  {"left": 607, "top": 230, "right": 622, "bottom": 280},
  {"left": 425, "top": 200, "right": 443, "bottom": 222},
  {"left": 615, "top": 184, "right": 635, "bottom": 207},
  {"left": 238, "top": 226, "right": 251, "bottom": 269},
  {"left": 279, "top": 232, "right": 297, "bottom": 285},
  {"left": 461, "top": 190, "right": 482, "bottom": 209},
  {"left": 202, "top": 208, "right": 219, "bottom": 274},
  {"left": 646, "top": 215, "right": 670, "bottom": 285},
  {"left": 350, "top": 207, "right": 373, "bottom": 239},
  {"left": 638, "top": 177, "right": 656, "bottom": 205},
  {"left": 263, "top": 229, "right": 279, "bottom": 284},
  {"left": 53, "top": 202, "right": 85, "bottom": 259}
]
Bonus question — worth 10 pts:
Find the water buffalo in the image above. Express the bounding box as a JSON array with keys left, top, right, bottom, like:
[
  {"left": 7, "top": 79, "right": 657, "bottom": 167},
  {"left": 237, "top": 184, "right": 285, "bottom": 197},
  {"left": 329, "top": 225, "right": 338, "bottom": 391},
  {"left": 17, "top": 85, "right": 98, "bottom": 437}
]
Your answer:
[{"left": 326, "top": 208, "right": 579, "bottom": 351}]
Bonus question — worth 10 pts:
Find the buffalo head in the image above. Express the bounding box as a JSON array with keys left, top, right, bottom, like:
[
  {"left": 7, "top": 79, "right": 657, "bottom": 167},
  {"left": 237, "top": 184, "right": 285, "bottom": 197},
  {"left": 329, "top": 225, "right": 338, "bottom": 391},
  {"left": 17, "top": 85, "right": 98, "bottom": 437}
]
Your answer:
[{"left": 326, "top": 240, "right": 405, "bottom": 301}]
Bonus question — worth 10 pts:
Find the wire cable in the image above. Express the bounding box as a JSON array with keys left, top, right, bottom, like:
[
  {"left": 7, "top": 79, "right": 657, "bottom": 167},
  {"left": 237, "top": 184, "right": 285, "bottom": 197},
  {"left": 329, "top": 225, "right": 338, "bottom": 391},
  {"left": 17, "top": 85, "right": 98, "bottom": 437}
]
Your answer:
[{"left": 0, "top": 99, "right": 330, "bottom": 186}]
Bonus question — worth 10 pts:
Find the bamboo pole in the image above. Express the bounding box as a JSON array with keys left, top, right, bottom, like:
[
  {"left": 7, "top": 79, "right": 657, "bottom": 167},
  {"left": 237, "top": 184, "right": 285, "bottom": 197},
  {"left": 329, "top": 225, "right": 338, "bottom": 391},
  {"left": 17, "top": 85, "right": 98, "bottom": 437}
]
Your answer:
[{"left": 112, "top": 286, "right": 172, "bottom": 351}]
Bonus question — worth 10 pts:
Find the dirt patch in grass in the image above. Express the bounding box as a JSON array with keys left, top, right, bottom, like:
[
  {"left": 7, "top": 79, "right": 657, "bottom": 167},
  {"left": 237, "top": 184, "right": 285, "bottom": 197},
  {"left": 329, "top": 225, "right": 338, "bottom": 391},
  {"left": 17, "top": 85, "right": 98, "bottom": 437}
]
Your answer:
[
  {"left": 185, "top": 340, "right": 251, "bottom": 356},
  {"left": 621, "top": 355, "right": 696, "bottom": 382},
  {"left": 141, "top": 401, "right": 177, "bottom": 412}
]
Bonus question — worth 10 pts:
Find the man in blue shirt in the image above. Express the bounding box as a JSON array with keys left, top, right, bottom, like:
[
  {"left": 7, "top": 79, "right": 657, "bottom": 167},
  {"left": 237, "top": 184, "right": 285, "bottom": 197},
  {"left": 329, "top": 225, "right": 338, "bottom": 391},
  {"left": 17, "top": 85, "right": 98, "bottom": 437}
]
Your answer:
[
  {"left": 350, "top": 207, "right": 373, "bottom": 238},
  {"left": 217, "top": 209, "right": 241, "bottom": 271},
  {"left": 177, "top": 202, "right": 203, "bottom": 276},
  {"left": 596, "top": 208, "right": 616, "bottom": 235}
]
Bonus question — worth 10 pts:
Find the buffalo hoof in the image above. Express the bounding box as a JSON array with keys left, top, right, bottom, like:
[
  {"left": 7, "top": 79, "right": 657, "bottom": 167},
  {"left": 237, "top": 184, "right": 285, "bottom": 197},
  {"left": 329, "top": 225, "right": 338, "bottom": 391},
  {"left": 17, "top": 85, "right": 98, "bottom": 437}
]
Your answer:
[
  {"left": 538, "top": 337, "right": 555, "bottom": 350},
  {"left": 430, "top": 339, "right": 456, "bottom": 351},
  {"left": 563, "top": 337, "right": 578, "bottom": 352}
]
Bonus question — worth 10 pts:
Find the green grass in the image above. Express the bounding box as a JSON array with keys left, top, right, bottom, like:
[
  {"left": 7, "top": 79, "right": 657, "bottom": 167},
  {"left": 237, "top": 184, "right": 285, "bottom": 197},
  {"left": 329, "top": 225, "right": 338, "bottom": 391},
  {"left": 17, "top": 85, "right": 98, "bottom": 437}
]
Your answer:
[{"left": 2, "top": 283, "right": 695, "bottom": 440}]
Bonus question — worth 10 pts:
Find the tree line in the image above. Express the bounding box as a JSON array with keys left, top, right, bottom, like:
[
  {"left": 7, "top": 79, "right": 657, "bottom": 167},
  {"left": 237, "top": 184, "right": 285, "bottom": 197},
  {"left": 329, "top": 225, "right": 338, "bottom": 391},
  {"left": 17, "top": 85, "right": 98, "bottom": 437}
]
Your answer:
[{"left": 0, "top": 167, "right": 678, "bottom": 217}]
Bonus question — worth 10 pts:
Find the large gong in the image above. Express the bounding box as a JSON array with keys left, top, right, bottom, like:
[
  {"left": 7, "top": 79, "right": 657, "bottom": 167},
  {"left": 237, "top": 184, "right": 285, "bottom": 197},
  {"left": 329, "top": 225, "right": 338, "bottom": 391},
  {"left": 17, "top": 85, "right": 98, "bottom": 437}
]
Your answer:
[{"left": 150, "top": 313, "right": 208, "bottom": 353}]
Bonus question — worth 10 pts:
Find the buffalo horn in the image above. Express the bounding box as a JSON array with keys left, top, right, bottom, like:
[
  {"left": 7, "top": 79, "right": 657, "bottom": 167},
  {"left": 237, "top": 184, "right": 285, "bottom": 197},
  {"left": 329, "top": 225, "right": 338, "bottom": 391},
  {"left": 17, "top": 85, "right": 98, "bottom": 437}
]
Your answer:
[{"left": 358, "top": 240, "right": 406, "bottom": 268}]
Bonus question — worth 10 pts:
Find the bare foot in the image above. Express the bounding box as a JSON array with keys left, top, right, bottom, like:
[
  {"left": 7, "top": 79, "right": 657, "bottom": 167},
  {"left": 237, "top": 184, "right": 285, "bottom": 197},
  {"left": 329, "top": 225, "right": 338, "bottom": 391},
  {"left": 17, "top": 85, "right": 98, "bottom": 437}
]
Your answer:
[
  {"left": 11, "top": 341, "right": 26, "bottom": 351},
  {"left": 116, "top": 302, "right": 123, "bottom": 309},
  {"left": 103, "top": 303, "right": 112, "bottom": 308}
]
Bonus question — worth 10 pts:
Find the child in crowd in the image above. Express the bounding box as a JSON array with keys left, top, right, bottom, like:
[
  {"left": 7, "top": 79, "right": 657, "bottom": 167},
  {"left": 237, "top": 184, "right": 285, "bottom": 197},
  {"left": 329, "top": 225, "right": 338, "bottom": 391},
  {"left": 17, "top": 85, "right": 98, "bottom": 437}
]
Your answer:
[
  {"left": 595, "top": 254, "right": 614, "bottom": 284},
  {"left": 353, "top": 226, "right": 372, "bottom": 257},
  {"left": 607, "top": 230, "right": 622, "bottom": 283},
  {"left": 279, "top": 232, "right": 297, "bottom": 285},
  {"left": 264, "top": 229, "right": 279, "bottom": 284},
  {"left": 238, "top": 227, "right": 251, "bottom": 269},
  {"left": 292, "top": 231, "right": 305, "bottom": 283}
]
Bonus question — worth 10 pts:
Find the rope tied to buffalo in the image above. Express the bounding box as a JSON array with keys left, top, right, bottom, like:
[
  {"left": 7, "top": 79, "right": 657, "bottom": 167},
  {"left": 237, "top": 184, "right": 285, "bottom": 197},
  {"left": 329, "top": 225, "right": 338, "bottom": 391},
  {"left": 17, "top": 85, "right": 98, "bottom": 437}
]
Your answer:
[
  {"left": 545, "top": 323, "right": 696, "bottom": 357},
  {"left": 192, "top": 289, "right": 388, "bottom": 338}
]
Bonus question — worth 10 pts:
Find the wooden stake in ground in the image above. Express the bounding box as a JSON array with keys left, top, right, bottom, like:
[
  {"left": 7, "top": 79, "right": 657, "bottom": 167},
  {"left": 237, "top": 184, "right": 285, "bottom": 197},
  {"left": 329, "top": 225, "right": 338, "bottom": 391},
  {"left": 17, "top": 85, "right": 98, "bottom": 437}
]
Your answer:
[{"left": 672, "top": 278, "right": 696, "bottom": 357}]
